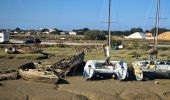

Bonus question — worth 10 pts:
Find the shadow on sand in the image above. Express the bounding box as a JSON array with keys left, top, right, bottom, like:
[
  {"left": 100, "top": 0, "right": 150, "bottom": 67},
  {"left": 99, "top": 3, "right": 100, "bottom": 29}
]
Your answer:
[{"left": 57, "top": 78, "right": 70, "bottom": 85}]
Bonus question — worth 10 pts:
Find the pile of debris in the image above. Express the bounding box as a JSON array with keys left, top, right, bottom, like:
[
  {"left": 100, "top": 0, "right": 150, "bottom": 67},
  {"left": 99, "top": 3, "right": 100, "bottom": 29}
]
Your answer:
[
  {"left": 0, "top": 69, "right": 18, "bottom": 81},
  {"left": 5, "top": 46, "right": 43, "bottom": 54}
]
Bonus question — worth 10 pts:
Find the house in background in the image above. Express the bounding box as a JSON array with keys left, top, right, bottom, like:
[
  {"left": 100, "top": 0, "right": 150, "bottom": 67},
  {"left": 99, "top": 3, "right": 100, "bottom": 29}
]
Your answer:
[
  {"left": 13, "top": 31, "right": 18, "bottom": 34},
  {"left": 68, "top": 32, "right": 76, "bottom": 35},
  {"left": 145, "top": 32, "right": 153, "bottom": 39},
  {"left": 60, "top": 32, "right": 67, "bottom": 35},
  {"left": 0, "top": 32, "right": 9, "bottom": 43},
  {"left": 60, "top": 31, "right": 77, "bottom": 35}
]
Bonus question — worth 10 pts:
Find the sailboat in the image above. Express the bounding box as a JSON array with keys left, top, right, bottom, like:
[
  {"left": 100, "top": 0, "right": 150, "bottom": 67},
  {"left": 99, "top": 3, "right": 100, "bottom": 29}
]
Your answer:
[
  {"left": 83, "top": 0, "right": 128, "bottom": 80},
  {"left": 132, "top": 0, "right": 170, "bottom": 81}
]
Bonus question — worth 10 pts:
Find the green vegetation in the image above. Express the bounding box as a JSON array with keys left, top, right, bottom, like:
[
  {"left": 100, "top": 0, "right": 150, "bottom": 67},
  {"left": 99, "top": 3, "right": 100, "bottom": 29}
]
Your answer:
[
  {"left": 0, "top": 48, "right": 47, "bottom": 60},
  {"left": 0, "top": 53, "right": 47, "bottom": 60},
  {"left": 0, "top": 40, "right": 170, "bottom": 67},
  {"left": 84, "top": 30, "right": 106, "bottom": 40}
]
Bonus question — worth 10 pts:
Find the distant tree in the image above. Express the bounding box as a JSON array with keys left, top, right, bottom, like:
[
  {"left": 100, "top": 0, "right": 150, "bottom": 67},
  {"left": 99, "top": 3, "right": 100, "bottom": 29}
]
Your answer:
[
  {"left": 41, "top": 28, "right": 49, "bottom": 32},
  {"left": 101, "top": 30, "right": 131, "bottom": 36},
  {"left": 121, "top": 31, "right": 131, "bottom": 36},
  {"left": 73, "top": 28, "right": 89, "bottom": 35},
  {"left": 53, "top": 28, "right": 63, "bottom": 32},
  {"left": 145, "top": 30, "right": 151, "bottom": 33},
  {"left": 0, "top": 29, "right": 6, "bottom": 32},
  {"left": 84, "top": 30, "right": 106, "bottom": 40},
  {"left": 150, "top": 27, "right": 168, "bottom": 36},
  {"left": 51, "top": 28, "right": 62, "bottom": 34},
  {"left": 82, "top": 28, "right": 89, "bottom": 31},
  {"left": 15, "top": 27, "right": 21, "bottom": 32},
  {"left": 130, "top": 27, "right": 143, "bottom": 33}
]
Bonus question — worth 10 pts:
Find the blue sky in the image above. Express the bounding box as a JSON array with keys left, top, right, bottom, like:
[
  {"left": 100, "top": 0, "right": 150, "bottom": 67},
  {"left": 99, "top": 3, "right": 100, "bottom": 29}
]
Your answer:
[{"left": 0, "top": 0, "right": 170, "bottom": 31}]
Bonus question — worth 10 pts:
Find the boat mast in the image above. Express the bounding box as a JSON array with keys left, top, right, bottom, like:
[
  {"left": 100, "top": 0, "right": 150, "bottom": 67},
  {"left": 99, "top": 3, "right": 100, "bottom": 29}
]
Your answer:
[
  {"left": 154, "top": 0, "right": 160, "bottom": 50},
  {"left": 108, "top": 0, "right": 112, "bottom": 47}
]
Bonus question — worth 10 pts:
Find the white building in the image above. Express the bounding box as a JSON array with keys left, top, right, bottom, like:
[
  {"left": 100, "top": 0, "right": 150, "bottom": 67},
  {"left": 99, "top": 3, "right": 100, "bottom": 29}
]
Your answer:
[
  {"left": 125, "top": 32, "right": 147, "bottom": 39},
  {"left": 68, "top": 32, "right": 76, "bottom": 35},
  {"left": 0, "top": 32, "right": 9, "bottom": 43},
  {"left": 60, "top": 32, "right": 67, "bottom": 35},
  {"left": 14, "top": 31, "right": 18, "bottom": 34},
  {"left": 60, "top": 31, "right": 77, "bottom": 35}
]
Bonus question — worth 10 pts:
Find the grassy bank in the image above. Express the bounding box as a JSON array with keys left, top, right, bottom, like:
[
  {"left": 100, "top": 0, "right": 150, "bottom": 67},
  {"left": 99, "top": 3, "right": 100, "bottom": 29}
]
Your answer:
[{"left": 0, "top": 43, "right": 170, "bottom": 67}]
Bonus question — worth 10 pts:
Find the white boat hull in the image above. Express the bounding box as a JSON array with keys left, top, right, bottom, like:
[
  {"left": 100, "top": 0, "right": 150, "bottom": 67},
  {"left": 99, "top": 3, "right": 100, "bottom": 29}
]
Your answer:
[
  {"left": 132, "top": 62, "right": 143, "bottom": 81},
  {"left": 132, "top": 61, "right": 170, "bottom": 80},
  {"left": 83, "top": 60, "right": 128, "bottom": 80}
]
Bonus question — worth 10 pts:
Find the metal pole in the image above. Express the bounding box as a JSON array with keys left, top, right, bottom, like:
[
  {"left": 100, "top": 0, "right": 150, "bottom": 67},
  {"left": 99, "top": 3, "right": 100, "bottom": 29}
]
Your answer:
[
  {"left": 155, "top": 0, "right": 160, "bottom": 50},
  {"left": 108, "top": 0, "right": 111, "bottom": 47}
]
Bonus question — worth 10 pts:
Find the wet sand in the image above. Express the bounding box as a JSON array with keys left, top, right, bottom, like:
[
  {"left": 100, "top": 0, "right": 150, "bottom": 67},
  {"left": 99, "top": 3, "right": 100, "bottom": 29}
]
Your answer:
[{"left": 0, "top": 59, "right": 170, "bottom": 100}]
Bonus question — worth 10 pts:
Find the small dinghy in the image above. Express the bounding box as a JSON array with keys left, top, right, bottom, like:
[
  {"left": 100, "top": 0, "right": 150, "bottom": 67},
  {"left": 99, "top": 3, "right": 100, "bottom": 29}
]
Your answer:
[{"left": 18, "top": 62, "right": 58, "bottom": 83}]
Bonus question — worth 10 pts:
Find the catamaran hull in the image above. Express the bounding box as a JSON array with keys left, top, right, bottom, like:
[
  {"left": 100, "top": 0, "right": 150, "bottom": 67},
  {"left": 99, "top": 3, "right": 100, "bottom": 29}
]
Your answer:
[
  {"left": 83, "top": 60, "right": 128, "bottom": 80},
  {"left": 143, "top": 71, "right": 170, "bottom": 79},
  {"left": 132, "top": 63, "right": 143, "bottom": 81},
  {"left": 132, "top": 61, "right": 170, "bottom": 80}
]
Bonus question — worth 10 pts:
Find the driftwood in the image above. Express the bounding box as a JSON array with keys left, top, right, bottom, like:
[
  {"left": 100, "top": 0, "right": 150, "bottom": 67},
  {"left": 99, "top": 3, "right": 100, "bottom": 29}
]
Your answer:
[
  {"left": 0, "top": 69, "right": 18, "bottom": 81},
  {"left": 51, "top": 51, "right": 85, "bottom": 77}
]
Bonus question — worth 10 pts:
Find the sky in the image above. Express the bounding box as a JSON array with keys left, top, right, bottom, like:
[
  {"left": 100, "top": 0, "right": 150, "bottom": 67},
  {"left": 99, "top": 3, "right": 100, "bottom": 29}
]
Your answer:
[{"left": 0, "top": 0, "right": 170, "bottom": 31}]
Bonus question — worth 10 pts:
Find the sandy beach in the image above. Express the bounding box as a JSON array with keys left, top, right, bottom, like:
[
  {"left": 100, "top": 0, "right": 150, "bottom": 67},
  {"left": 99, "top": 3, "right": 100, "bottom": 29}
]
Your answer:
[{"left": 0, "top": 58, "right": 170, "bottom": 100}]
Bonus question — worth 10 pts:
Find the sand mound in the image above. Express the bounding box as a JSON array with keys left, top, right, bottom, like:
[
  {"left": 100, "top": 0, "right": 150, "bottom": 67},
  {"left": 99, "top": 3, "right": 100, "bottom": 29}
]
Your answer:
[{"left": 158, "top": 32, "right": 170, "bottom": 40}]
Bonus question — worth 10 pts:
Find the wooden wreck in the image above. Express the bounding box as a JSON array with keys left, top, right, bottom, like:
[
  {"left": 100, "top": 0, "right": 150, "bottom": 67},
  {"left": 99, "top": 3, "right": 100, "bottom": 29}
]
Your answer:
[
  {"left": 51, "top": 51, "right": 85, "bottom": 78},
  {"left": 18, "top": 62, "right": 58, "bottom": 83},
  {"left": 18, "top": 51, "right": 85, "bottom": 83}
]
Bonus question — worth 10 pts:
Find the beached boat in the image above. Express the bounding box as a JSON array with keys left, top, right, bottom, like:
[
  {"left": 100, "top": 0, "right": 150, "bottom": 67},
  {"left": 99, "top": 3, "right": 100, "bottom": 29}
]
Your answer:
[
  {"left": 83, "top": 60, "right": 128, "bottom": 80},
  {"left": 132, "top": 60, "right": 170, "bottom": 80},
  {"left": 18, "top": 51, "right": 84, "bottom": 83},
  {"left": 51, "top": 51, "right": 85, "bottom": 77},
  {"left": 18, "top": 62, "right": 58, "bottom": 83},
  {"left": 132, "top": 0, "right": 170, "bottom": 80},
  {"left": 83, "top": 0, "right": 128, "bottom": 80}
]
